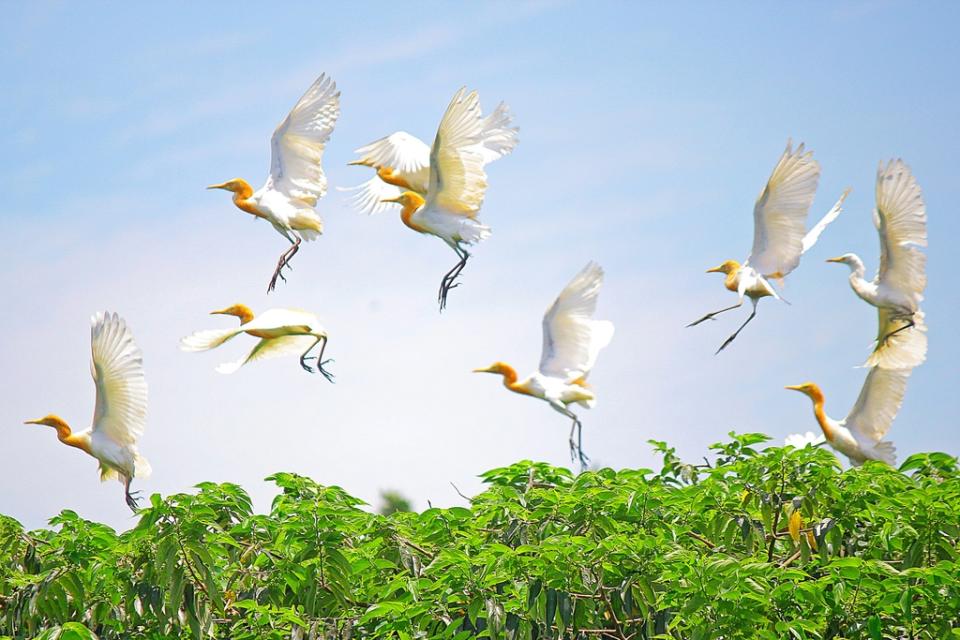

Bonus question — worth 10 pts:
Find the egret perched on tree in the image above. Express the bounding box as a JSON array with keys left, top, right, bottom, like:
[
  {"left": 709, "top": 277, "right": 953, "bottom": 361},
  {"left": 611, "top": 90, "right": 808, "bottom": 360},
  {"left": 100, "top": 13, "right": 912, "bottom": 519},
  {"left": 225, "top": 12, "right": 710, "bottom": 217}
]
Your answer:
[
  {"left": 688, "top": 141, "right": 849, "bottom": 353},
  {"left": 474, "top": 262, "right": 614, "bottom": 468},
  {"left": 826, "top": 160, "right": 927, "bottom": 369},
  {"left": 180, "top": 304, "right": 334, "bottom": 380},
  {"left": 349, "top": 87, "right": 518, "bottom": 310},
  {"left": 785, "top": 367, "right": 911, "bottom": 466},
  {"left": 207, "top": 74, "right": 340, "bottom": 293},
  {"left": 24, "top": 312, "right": 150, "bottom": 511}
]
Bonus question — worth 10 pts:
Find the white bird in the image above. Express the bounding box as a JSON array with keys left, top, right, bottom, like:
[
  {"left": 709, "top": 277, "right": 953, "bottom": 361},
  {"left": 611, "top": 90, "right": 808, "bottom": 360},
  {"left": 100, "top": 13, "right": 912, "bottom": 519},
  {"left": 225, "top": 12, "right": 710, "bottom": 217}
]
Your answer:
[
  {"left": 688, "top": 141, "right": 849, "bottom": 353},
  {"left": 348, "top": 87, "right": 519, "bottom": 310},
  {"left": 24, "top": 312, "right": 150, "bottom": 511},
  {"left": 207, "top": 73, "right": 340, "bottom": 293},
  {"left": 826, "top": 160, "right": 927, "bottom": 369},
  {"left": 180, "top": 304, "right": 334, "bottom": 381},
  {"left": 784, "top": 431, "right": 826, "bottom": 448},
  {"left": 785, "top": 367, "right": 911, "bottom": 466},
  {"left": 474, "top": 262, "right": 614, "bottom": 468}
]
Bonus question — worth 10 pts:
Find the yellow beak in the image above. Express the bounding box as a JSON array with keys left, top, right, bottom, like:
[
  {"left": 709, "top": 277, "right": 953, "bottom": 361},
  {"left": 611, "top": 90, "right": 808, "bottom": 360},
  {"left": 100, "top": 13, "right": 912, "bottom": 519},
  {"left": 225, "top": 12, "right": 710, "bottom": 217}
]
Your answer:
[
  {"left": 24, "top": 418, "right": 43, "bottom": 425},
  {"left": 473, "top": 366, "right": 494, "bottom": 373},
  {"left": 206, "top": 182, "right": 229, "bottom": 190},
  {"left": 784, "top": 385, "right": 804, "bottom": 392},
  {"left": 825, "top": 256, "right": 845, "bottom": 263},
  {"left": 706, "top": 265, "right": 725, "bottom": 274},
  {"left": 210, "top": 308, "right": 230, "bottom": 315},
  {"left": 381, "top": 195, "right": 404, "bottom": 204},
  {"left": 347, "top": 159, "right": 372, "bottom": 167}
]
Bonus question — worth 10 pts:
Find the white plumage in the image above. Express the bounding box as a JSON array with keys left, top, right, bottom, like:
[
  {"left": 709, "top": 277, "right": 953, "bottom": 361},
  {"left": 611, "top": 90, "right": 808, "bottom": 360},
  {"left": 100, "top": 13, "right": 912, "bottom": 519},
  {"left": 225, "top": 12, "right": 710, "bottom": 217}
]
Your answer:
[{"left": 827, "top": 159, "right": 927, "bottom": 368}]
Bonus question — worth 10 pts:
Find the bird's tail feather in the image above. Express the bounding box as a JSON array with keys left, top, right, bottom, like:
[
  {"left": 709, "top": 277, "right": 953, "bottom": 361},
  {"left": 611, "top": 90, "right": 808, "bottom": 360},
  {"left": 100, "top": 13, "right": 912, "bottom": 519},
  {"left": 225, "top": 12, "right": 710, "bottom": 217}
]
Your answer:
[
  {"left": 870, "top": 440, "right": 897, "bottom": 466},
  {"left": 459, "top": 218, "right": 491, "bottom": 245},
  {"left": 134, "top": 454, "right": 152, "bottom": 479},
  {"left": 180, "top": 328, "right": 241, "bottom": 352}
]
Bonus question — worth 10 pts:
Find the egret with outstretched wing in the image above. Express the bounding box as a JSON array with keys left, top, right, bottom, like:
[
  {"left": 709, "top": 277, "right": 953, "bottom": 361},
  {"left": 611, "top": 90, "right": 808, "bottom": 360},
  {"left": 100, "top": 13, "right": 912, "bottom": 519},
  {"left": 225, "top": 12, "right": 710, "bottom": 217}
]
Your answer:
[
  {"left": 827, "top": 160, "right": 927, "bottom": 369},
  {"left": 785, "top": 367, "right": 911, "bottom": 466},
  {"left": 474, "top": 262, "right": 614, "bottom": 468},
  {"left": 689, "top": 141, "right": 848, "bottom": 352},
  {"left": 24, "top": 312, "right": 150, "bottom": 511},
  {"left": 208, "top": 74, "right": 340, "bottom": 292}
]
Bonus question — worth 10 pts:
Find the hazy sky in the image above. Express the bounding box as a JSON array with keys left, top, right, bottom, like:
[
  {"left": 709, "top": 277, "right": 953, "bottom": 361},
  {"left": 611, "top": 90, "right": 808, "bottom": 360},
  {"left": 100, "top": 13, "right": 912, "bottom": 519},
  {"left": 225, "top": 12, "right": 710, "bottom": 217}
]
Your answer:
[{"left": 2, "top": 2, "right": 958, "bottom": 531}]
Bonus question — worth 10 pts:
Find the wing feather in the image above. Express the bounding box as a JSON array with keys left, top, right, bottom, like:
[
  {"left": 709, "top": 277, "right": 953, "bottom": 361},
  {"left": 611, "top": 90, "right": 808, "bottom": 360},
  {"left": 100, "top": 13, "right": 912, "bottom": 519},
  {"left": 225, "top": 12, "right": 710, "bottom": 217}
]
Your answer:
[
  {"left": 90, "top": 312, "right": 147, "bottom": 446},
  {"left": 267, "top": 73, "right": 340, "bottom": 205},
  {"left": 802, "top": 188, "right": 849, "bottom": 254},
  {"left": 875, "top": 159, "right": 926, "bottom": 301},
  {"left": 748, "top": 141, "right": 821, "bottom": 277},
  {"left": 426, "top": 88, "right": 491, "bottom": 217},
  {"left": 539, "top": 262, "right": 615, "bottom": 381},
  {"left": 216, "top": 335, "right": 318, "bottom": 374},
  {"left": 866, "top": 309, "right": 927, "bottom": 369},
  {"left": 844, "top": 367, "right": 910, "bottom": 445},
  {"left": 351, "top": 132, "right": 431, "bottom": 192}
]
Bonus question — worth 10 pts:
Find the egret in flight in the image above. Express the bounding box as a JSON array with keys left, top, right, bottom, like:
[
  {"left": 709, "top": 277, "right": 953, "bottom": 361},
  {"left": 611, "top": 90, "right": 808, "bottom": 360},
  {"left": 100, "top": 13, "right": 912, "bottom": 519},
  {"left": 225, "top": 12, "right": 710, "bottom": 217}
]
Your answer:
[
  {"left": 208, "top": 73, "right": 340, "bottom": 293},
  {"left": 180, "top": 304, "right": 334, "bottom": 381},
  {"left": 785, "top": 366, "right": 911, "bottom": 466},
  {"left": 688, "top": 141, "right": 848, "bottom": 353},
  {"left": 826, "top": 160, "right": 927, "bottom": 369},
  {"left": 474, "top": 262, "right": 614, "bottom": 468},
  {"left": 24, "top": 312, "right": 150, "bottom": 511},
  {"left": 349, "top": 87, "right": 518, "bottom": 310}
]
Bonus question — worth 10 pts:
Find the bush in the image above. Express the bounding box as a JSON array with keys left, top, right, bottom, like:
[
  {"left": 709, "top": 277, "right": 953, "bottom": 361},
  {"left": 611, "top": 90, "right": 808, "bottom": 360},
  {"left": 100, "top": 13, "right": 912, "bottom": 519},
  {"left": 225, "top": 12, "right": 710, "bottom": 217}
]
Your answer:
[{"left": 2, "top": 434, "right": 959, "bottom": 639}]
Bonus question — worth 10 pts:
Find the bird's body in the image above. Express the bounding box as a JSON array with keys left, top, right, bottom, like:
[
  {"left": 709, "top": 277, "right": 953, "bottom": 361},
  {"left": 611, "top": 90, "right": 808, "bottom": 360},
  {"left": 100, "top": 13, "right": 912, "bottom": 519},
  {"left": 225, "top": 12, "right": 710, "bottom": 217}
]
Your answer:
[
  {"left": 689, "top": 141, "right": 848, "bottom": 353},
  {"left": 475, "top": 262, "right": 614, "bottom": 468},
  {"left": 786, "top": 367, "right": 911, "bottom": 466},
  {"left": 180, "top": 304, "right": 334, "bottom": 380},
  {"left": 24, "top": 312, "right": 150, "bottom": 511},
  {"left": 827, "top": 160, "right": 927, "bottom": 369},
  {"left": 208, "top": 74, "right": 340, "bottom": 292},
  {"left": 349, "top": 87, "right": 518, "bottom": 310}
]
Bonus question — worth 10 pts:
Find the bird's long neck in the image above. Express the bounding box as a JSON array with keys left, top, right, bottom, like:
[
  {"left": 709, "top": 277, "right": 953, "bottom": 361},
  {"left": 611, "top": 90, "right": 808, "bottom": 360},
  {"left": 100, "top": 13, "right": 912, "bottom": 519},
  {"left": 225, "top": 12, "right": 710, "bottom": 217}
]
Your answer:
[
  {"left": 47, "top": 416, "right": 92, "bottom": 454},
  {"left": 493, "top": 364, "right": 538, "bottom": 398},
  {"left": 843, "top": 255, "right": 867, "bottom": 281},
  {"left": 232, "top": 305, "right": 255, "bottom": 325},
  {"left": 723, "top": 261, "right": 741, "bottom": 292},
  {"left": 805, "top": 386, "right": 834, "bottom": 442},
  {"left": 398, "top": 192, "right": 428, "bottom": 233},
  {"left": 229, "top": 180, "right": 265, "bottom": 219}
]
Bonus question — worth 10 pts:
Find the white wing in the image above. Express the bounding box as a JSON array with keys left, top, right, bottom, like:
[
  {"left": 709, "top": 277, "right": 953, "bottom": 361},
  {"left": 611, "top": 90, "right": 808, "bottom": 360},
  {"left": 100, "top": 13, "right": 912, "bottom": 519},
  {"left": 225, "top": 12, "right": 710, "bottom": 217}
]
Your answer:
[
  {"left": 352, "top": 132, "right": 431, "bottom": 191},
  {"left": 90, "top": 312, "right": 147, "bottom": 446},
  {"left": 471, "top": 101, "right": 519, "bottom": 164},
  {"left": 747, "top": 141, "right": 821, "bottom": 277},
  {"left": 539, "top": 262, "right": 615, "bottom": 381},
  {"left": 866, "top": 309, "right": 927, "bottom": 369},
  {"left": 240, "top": 308, "right": 321, "bottom": 333},
  {"left": 426, "top": 88, "right": 492, "bottom": 217},
  {"left": 802, "top": 188, "right": 849, "bottom": 254},
  {"left": 217, "top": 335, "right": 318, "bottom": 374},
  {"left": 844, "top": 367, "right": 910, "bottom": 445},
  {"left": 266, "top": 73, "right": 340, "bottom": 206},
  {"left": 342, "top": 176, "right": 405, "bottom": 215},
  {"left": 874, "top": 159, "right": 927, "bottom": 302}
]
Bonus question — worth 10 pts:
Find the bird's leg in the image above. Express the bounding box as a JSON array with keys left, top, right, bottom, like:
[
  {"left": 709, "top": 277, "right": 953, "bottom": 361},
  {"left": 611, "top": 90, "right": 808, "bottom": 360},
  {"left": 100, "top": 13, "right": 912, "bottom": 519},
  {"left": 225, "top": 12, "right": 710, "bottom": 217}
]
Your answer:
[
  {"left": 715, "top": 303, "right": 758, "bottom": 354},
  {"left": 880, "top": 315, "right": 916, "bottom": 346},
  {"left": 438, "top": 248, "right": 470, "bottom": 312},
  {"left": 267, "top": 237, "right": 301, "bottom": 293},
  {"left": 567, "top": 413, "right": 589, "bottom": 471},
  {"left": 687, "top": 301, "right": 743, "bottom": 327},
  {"left": 124, "top": 477, "right": 141, "bottom": 512},
  {"left": 301, "top": 337, "right": 335, "bottom": 383}
]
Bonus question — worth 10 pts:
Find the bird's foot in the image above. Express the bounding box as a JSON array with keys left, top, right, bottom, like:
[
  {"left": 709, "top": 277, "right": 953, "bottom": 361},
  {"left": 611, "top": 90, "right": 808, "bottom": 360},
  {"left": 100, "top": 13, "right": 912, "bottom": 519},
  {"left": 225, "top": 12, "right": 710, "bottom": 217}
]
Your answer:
[
  {"left": 715, "top": 335, "right": 737, "bottom": 355},
  {"left": 300, "top": 355, "right": 314, "bottom": 373},
  {"left": 568, "top": 439, "right": 590, "bottom": 472},
  {"left": 687, "top": 313, "right": 717, "bottom": 327},
  {"left": 125, "top": 490, "right": 142, "bottom": 511},
  {"left": 301, "top": 356, "right": 336, "bottom": 382},
  {"left": 267, "top": 269, "right": 288, "bottom": 294}
]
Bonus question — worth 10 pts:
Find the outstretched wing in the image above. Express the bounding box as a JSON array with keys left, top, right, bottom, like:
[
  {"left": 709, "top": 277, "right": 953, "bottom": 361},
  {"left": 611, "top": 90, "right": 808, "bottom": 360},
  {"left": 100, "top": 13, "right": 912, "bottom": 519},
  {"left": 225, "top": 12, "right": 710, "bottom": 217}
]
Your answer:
[
  {"left": 875, "top": 159, "right": 927, "bottom": 303},
  {"left": 426, "top": 88, "right": 493, "bottom": 217},
  {"left": 866, "top": 308, "right": 927, "bottom": 369},
  {"left": 539, "top": 262, "right": 615, "bottom": 381},
  {"left": 471, "top": 101, "right": 519, "bottom": 164},
  {"left": 343, "top": 132, "right": 431, "bottom": 215},
  {"left": 844, "top": 367, "right": 910, "bottom": 445},
  {"left": 747, "top": 141, "right": 821, "bottom": 277},
  {"left": 802, "top": 188, "right": 849, "bottom": 254},
  {"left": 90, "top": 312, "right": 147, "bottom": 447},
  {"left": 267, "top": 73, "right": 340, "bottom": 206},
  {"left": 216, "top": 335, "right": 318, "bottom": 374}
]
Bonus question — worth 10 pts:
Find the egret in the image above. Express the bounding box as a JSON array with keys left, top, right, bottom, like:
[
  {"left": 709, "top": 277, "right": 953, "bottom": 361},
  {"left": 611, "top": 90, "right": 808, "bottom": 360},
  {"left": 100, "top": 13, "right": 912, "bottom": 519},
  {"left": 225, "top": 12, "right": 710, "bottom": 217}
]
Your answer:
[
  {"left": 208, "top": 73, "right": 340, "bottom": 293},
  {"left": 688, "top": 141, "right": 849, "bottom": 353},
  {"left": 785, "top": 366, "right": 911, "bottom": 466},
  {"left": 826, "top": 159, "right": 927, "bottom": 369},
  {"left": 474, "top": 262, "right": 614, "bottom": 468},
  {"left": 352, "top": 87, "right": 518, "bottom": 310},
  {"left": 24, "top": 312, "right": 150, "bottom": 511},
  {"left": 180, "top": 304, "right": 334, "bottom": 381}
]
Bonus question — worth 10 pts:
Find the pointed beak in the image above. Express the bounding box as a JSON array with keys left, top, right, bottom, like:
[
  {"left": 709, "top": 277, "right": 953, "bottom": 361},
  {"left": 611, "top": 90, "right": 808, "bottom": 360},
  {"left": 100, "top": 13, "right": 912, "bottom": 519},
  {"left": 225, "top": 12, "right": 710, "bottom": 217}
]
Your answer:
[
  {"left": 210, "top": 308, "right": 229, "bottom": 316},
  {"left": 825, "top": 256, "right": 845, "bottom": 263},
  {"left": 473, "top": 366, "right": 494, "bottom": 373},
  {"left": 24, "top": 418, "right": 43, "bottom": 425},
  {"left": 207, "top": 182, "right": 229, "bottom": 190},
  {"left": 706, "top": 265, "right": 724, "bottom": 274},
  {"left": 784, "top": 385, "right": 804, "bottom": 392},
  {"left": 348, "top": 159, "right": 372, "bottom": 167},
  {"left": 381, "top": 195, "right": 404, "bottom": 204}
]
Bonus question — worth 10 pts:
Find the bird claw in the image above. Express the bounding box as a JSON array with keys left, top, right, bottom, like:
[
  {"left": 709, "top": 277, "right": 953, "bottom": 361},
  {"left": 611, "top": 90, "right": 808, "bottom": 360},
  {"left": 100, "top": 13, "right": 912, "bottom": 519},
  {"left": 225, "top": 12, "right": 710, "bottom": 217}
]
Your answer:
[
  {"left": 301, "top": 356, "right": 336, "bottom": 382},
  {"left": 125, "top": 490, "right": 142, "bottom": 511}
]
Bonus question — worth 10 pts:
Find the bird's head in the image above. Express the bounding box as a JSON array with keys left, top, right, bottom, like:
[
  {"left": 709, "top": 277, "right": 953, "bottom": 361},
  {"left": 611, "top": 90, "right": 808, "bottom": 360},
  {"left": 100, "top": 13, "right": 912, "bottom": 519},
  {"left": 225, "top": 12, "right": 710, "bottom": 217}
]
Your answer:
[
  {"left": 381, "top": 191, "right": 425, "bottom": 210},
  {"left": 210, "top": 304, "right": 255, "bottom": 324},
  {"left": 24, "top": 414, "right": 68, "bottom": 430},
  {"left": 706, "top": 260, "right": 740, "bottom": 275},
  {"left": 785, "top": 382, "right": 823, "bottom": 401},
  {"left": 206, "top": 178, "right": 250, "bottom": 194},
  {"left": 825, "top": 253, "right": 856, "bottom": 266}
]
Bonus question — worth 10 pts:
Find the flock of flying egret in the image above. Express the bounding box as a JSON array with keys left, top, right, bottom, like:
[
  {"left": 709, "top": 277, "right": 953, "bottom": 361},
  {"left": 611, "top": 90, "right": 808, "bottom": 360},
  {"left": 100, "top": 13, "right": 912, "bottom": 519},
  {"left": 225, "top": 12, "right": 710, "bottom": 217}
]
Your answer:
[{"left": 22, "top": 72, "right": 929, "bottom": 510}]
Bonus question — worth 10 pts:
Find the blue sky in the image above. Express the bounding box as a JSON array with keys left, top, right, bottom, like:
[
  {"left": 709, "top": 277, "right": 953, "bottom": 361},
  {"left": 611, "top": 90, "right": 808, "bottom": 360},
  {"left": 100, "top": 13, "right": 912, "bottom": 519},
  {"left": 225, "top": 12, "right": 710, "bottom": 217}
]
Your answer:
[{"left": 1, "top": 2, "right": 958, "bottom": 531}]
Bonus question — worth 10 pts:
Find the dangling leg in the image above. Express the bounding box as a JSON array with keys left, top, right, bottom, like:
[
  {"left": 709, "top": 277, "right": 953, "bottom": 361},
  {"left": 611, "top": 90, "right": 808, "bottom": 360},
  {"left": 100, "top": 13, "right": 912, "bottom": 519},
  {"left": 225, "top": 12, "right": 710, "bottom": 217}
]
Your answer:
[
  {"left": 268, "top": 236, "right": 302, "bottom": 293},
  {"left": 124, "top": 476, "right": 141, "bottom": 511},
  {"left": 438, "top": 247, "right": 470, "bottom": 311},
  {"left": 565, "top": 412, "right": 589, "bottom": 471},
  {"left": 300, "top": 336, "right": 335, "bottom": 383},
  {"left": 687, "top": 301, "right": 743, "bottom": 327},
  {"left": 715, "top": 299, "right": 758, "bottom": 354}
]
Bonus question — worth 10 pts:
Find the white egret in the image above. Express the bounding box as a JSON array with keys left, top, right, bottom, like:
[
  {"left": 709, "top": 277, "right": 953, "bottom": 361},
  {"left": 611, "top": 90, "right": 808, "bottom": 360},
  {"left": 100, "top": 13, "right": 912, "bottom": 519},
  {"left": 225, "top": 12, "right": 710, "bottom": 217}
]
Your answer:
[
  {"left": 208, "top": 74, "right": 340, "bottom": 293},
  {"left": 351, "top": 87, "right": 518, "bottom": 310},
  {"left": 474, "top": 262, "right": 614, "bottom": 468},
  {"left": 826, "top": 159, "right": 927, "bottom": 369},
  {"left": 688, "top": 141, "right": 849, "bottom": 353},
  {"left": 180, "top": 304, "right": 334, "bottom": 380},
  {"left": 24, "top": 312, "right": 150, "bottom": 511},
  {"left": 785, "top": 367, "right": 911, "bottom": 466}
]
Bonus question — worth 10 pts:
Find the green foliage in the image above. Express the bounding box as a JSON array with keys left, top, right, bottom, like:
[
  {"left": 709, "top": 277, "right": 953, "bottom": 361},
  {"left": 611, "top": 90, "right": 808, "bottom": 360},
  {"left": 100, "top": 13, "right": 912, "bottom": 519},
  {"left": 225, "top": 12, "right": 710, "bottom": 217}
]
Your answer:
[
  {"left": 377, "top": 490, "right": 413, "bottom": 516},
  {"left": 2, "top": 435, "right": 960, "bottom": 639}
]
